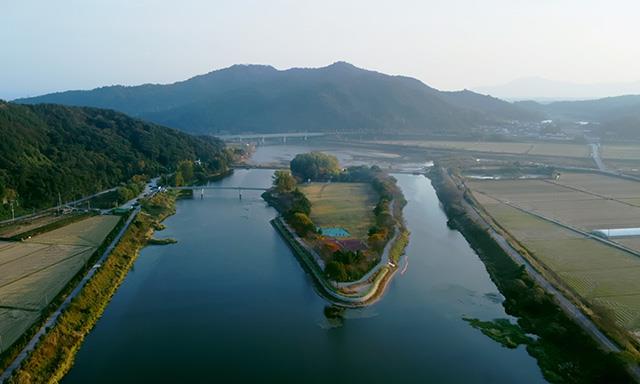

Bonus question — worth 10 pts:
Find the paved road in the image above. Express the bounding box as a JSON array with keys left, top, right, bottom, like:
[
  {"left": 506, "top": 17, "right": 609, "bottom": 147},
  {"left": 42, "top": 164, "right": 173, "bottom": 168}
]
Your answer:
[
  {"left": 0, "top": 206, "right": 142, "bottom": 382},
  {"left": 590, "top": 143, "right": 607, "bottom": 172},
  {"left": 0, "top": 188, "right": 117, "bottom": 226},
  {"left": 463, "top": 199, "right": 621, "bottom": 352}
]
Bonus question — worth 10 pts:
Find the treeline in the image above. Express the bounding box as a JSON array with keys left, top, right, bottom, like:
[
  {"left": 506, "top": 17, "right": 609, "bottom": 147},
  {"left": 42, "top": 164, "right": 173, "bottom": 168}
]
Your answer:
[
  {"left": 159, "top": 158, "right": 232, "bottom": 187},
  {"left": 264, "top": 170, "right": 313, "bottom": 235},
  {"left": 0, "top": 101, "right": 231, "bottom": 217}
]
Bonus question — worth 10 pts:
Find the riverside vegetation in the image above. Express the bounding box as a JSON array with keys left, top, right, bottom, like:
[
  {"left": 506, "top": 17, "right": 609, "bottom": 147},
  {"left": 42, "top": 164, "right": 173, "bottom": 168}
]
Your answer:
[
  {"left": 429, "top": 166, "right": 633, "bottom": 383},
  {"left": 6, "top": 192, "right": 178, "bottom": 384},
  {"left": 264, "top": 152, "right": 407, "bottom": 283}
]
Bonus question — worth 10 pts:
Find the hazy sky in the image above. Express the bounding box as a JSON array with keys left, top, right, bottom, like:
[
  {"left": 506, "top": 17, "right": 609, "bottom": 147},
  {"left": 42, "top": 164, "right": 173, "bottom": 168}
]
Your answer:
[{"left": 3, "top": 0, "right": 640, "bottom": 100}]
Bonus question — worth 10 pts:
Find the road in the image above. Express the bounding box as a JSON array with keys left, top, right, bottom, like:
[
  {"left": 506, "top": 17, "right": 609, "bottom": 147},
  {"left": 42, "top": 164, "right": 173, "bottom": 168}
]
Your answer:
[
  {"left": 590, "top": 143, "right": 607, "bottom": 172},
  {"left": 0, "top": 187, "right": 118, "bottom": 226},
  {"left": 0, "top": 179, "right": 158, "bottom": 382},
  {"left": 462, "top": 199, "right": 621, "bottom": 352},
  {"left": 0, "top": 206, "right": 140, "bottom": 383}
]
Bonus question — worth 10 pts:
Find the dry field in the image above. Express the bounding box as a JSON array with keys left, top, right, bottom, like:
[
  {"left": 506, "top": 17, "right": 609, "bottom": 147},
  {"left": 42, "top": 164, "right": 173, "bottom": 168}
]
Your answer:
[
  {"left": 602, "top": 144, "right": 640, "bottom": 161},
  {"left": 371, "top": 140, "right": 589, "bottom": 158},
  {"left": 468, "top": 172, "right": 640, "bottom": 331},
  {"left": 0, "top": 215, "right": 120, "bottom": 353},
  {"left": 298, "top": 182, "right": 376, "bottom": 239},
  {"left": 0, "top": 213, "right": 85, "bottom": 239},
  {"left": 468, "top": 174, "right": 640, "bottom": 232}
]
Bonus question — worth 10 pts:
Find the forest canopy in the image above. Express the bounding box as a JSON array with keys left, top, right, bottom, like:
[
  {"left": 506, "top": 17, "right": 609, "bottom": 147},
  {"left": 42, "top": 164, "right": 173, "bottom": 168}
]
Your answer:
[{"left": 0, "top": 101, "right": 231, "bottom": 213}]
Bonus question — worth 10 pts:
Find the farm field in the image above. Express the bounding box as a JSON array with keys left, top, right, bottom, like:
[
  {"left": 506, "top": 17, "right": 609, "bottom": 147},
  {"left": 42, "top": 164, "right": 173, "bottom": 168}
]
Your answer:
[
  {"left": 0, "top": 213, "right": 86, "bottom": 239},
  {"left": 601, "top": 144, "right": 640, "bottom": 160},
  {"left": 468, "top": 172, "right": 640, "bottom": 332},
  {"left": 298, "top": 182, "right": 376, "bottom": 239},
  {"left": 0, "top": 215, "right": 120, "bottom": 353},
  {"left": 468, "top": 173, "right": 640, "bottom": 233},
  {"left": 370, "top": 140, "right": 589, "bottom": 158}
]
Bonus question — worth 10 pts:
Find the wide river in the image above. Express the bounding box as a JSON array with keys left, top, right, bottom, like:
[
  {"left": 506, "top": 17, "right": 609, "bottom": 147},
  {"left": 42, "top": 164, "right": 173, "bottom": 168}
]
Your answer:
[{"left": 63, "top": 147, "right": 546, "bottom": 383}]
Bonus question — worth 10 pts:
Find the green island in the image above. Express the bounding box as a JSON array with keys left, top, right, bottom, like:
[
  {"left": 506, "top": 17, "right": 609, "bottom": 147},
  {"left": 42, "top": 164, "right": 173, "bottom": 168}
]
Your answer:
[{"left": 263, "top": 152, "right": 409, "bottom": 306}]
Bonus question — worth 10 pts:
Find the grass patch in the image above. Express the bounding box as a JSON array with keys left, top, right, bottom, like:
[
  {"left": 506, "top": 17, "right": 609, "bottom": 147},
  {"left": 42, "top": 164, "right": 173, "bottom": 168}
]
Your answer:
[{"left": 298, "top": 182, "right": 376, "bottom": 239}]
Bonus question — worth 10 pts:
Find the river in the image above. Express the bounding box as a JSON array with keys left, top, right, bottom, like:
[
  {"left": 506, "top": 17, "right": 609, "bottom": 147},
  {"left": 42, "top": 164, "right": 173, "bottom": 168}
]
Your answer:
[{"left": 62, "top": 146, "right": 546, "bottom": 383}]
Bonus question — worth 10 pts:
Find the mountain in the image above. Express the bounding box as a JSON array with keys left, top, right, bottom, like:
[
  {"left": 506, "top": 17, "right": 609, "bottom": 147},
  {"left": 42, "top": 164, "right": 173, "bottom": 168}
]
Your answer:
[
  {"left": 0, "top": 101, "right": 230, "bottom": 209},
  {"left": 475, "top": 77, "right": 640, "bottom": 101},
  {"left": 515, "top": 95, "right": 640, "bottom": 138},
  {"left": 16, "top": 62, "right": 541, "bottom": 135}
]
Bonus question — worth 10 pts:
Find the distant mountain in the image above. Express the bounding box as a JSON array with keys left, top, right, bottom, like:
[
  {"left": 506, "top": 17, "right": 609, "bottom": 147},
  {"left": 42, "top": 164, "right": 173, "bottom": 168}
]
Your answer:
[
  {"left": 16, "top": 62, "right": 541, "bottom": 135},
  {"left": 515, "top": 95, "right": 640, "bottom": 138},
  {"left": 475, "top": 77, "right": 640, "bottom": 101},
  {"left": 0, "top": 102, "right": 229, "bottom": 209}
]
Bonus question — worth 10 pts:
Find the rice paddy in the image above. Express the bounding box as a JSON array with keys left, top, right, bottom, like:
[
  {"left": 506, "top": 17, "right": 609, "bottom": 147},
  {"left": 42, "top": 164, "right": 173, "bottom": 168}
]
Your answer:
[
  {"left": 467, "top": 172, "right": 640, "bottom": 331},
  {"left": 0, "top": 215, "right": 120, "bottom": 353},
  {"left": 371, "top": 140, "right": 590, "bottom": 158}
]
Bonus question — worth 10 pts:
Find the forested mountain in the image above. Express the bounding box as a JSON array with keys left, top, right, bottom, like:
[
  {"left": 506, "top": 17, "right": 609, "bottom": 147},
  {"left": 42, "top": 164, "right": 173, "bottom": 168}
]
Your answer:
[
  {"left": 515, "top": 95, "right": 640, "bottom": 138},
  {"left": 17, "top": 62, "right": 542, "bottom": 135},
  {"left": 0, "top": 101, "right": 230, "bottom": 210}
]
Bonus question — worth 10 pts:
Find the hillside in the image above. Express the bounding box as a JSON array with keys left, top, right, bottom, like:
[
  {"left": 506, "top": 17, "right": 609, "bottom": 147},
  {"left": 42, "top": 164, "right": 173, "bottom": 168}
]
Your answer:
[
  {"left": 16, "top": 62, "right": 541, "bottom": 135},
  {"left": 515, "top": 95, "right": 640, "bottom": 138},
  {"left": 0, "top": 101, "right": 230, "bottom": 211}
]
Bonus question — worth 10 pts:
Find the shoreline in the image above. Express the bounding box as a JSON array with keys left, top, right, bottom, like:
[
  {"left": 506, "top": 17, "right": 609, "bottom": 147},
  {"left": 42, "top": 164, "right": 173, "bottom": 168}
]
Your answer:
[
  {"left": 3, "top": 192, "right": 179, "bottom": 383},
  {"left": 271, "top": 217, "right": 406, "bottom": 307},
  {"left": 428, "top": 166, "right": 636, "bottom": 382}
]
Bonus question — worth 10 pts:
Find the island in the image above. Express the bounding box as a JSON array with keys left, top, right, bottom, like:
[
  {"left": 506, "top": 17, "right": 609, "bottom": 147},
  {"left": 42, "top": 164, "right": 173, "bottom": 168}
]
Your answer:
[{"left": 262, "top": 152, "right": 409, "bottom": 306}]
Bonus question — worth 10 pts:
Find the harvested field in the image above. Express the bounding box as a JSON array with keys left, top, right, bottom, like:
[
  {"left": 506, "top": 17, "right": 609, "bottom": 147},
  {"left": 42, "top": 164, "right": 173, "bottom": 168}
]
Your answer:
[
  {"left": 469, "top": 174, "right": 640, "bottom": 232},
  {"left": 602, "top": 144, "right": 640, "bottom": 161},
  {"left": 371, "top": 140, "right": 589, "bottom": 158},
  {"left": 299, "top": 183, "right": 376, "bottom": 239},
  {"left": 0, "top": 213, "right": 85, "bottom": 239},
  {"left": 469, "top": 172, "right": 640, "bottom": 331},
  {"left": 0, "top": 215, "right": 120, "bottom": 352},
  {"left": 28, "top": 216, "right": 121, "bottom": 247},
  {"left": 0, "top": 309, "right": 39, "bottom": 351}
]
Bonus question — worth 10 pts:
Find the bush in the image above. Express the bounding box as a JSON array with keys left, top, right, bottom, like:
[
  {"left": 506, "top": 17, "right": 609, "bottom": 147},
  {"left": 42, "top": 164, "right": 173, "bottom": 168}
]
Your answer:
[
  {"left": 290, "top": 152, "right": 340, "bottom": 181},
  {"left": 288, "top": 212, "right": 315, "bottom": 236}
]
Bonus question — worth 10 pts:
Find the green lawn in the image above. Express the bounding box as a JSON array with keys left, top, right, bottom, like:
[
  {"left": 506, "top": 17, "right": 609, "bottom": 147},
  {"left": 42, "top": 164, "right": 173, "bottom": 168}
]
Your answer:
[{"left": 299, "top": 182, "right": 377, "bottom": 239}]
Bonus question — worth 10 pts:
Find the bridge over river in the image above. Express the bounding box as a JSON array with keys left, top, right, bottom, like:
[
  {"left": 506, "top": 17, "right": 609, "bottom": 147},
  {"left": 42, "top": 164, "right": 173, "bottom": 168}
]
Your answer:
[{"left": 170, "top": 185, "right": 268, "bottom": 199}]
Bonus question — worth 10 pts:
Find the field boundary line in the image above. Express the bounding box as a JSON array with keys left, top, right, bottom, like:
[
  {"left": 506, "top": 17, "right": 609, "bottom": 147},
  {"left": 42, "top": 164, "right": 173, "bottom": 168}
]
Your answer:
[{"left": 0, "top": 247, "right": 93, "bottom": 291}]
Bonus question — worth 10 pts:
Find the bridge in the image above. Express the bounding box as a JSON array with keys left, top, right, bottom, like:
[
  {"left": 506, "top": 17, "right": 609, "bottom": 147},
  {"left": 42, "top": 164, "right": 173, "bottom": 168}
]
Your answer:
[
  {"left": 170, "top": 185, "right": 268, "bottom": 199},
  {"left": 171, "top": 186, "right": 268, "bottom": 191}
]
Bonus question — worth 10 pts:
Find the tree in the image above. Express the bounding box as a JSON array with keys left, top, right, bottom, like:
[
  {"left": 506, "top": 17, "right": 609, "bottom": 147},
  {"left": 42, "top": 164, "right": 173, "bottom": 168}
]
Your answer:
[
  {"left": 290, "top": 152, "right": 340, "bottom": 181},
  {"left": 177, "top": 160, "right": 194, "bottom": 184},
  {"left": 325, "top": 260, "right": 348, "bottom": 281},
  {"left": 288, "top": 212, "right": 315, "bottom": 236},
  {"left": 272, "top": 170, "right": 296, "bottom": 193}
]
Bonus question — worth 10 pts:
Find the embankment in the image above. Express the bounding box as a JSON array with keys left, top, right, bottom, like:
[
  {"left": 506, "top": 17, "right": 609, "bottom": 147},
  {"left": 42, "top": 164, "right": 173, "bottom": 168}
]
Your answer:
[
  {"left": 5, "top": 192, "right": 178, "bottom": 384},
  {"left": 428, "top": 166, "right": 633, "bottom": 383}
]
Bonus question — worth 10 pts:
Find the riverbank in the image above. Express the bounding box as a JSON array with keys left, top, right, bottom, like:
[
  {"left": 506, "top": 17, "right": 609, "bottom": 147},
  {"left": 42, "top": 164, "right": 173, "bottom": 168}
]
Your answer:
[
  {"left": 428, "top": 166, "right": 634, "bottom": 383},
  {"left": 4, "top": 192, "right": 179, "bottom": 384},
  {"left": 271, "top": 217, "right": 406, "bottom": 307}
]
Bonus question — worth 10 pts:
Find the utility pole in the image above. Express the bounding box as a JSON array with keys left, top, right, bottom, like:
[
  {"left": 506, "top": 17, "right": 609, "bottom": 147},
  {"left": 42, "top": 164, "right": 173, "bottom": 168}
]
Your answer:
[
  {"left": 58, "top": 192, "right": 62, "bottom": 215},
  {"left": 10, "top": 201, "right": 14, "bottom": 220}
]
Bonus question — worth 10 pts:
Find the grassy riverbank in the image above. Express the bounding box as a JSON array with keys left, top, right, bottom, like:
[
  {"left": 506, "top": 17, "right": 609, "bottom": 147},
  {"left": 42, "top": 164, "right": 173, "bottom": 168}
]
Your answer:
[
  {"left": 6, "top": 192, "right": 178, "bottom": 384},
  {"left": 429, "top": 167, "right": 633, "bottom": 383}
]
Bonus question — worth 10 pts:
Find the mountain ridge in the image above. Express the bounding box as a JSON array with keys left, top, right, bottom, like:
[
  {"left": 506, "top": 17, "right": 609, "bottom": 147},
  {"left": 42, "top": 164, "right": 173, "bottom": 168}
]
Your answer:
[{"left": 16, "top": 62, "right": 542, "bottom": 135}]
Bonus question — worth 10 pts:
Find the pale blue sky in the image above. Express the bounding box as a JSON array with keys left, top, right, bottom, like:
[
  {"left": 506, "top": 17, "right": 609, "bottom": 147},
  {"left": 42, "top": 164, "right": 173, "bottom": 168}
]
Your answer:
[{"left": 2, "top": 0, "right": 640, "bottom": 99}]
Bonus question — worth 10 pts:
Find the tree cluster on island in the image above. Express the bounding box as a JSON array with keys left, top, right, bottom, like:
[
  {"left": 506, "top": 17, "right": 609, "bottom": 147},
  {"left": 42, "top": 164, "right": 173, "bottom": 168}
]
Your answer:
[{"left": 267, "top": 152, "right": 405, "bottom": 281}]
